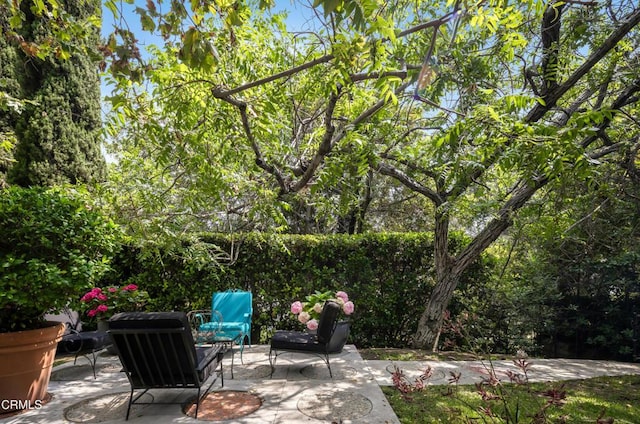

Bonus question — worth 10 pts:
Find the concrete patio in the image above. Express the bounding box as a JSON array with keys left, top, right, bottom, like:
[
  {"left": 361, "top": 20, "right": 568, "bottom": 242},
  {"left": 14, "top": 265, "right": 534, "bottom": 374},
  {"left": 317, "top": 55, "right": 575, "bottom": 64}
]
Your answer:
[
  {"left": 3, "top": 345, "right": 640, "bottom": 423},
  {"left": 0, "top": 345, "right": 398, "bottom": 423}
]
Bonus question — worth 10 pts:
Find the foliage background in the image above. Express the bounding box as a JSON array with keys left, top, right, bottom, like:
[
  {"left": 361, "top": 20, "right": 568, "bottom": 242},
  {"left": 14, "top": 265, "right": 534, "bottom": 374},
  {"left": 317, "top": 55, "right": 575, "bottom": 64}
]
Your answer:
[
  {"left": 0, "top": 186, "right": 121, "bottom": 331},
  {"left": 101, "top": 232, "right": 494, "bottom": 348}
]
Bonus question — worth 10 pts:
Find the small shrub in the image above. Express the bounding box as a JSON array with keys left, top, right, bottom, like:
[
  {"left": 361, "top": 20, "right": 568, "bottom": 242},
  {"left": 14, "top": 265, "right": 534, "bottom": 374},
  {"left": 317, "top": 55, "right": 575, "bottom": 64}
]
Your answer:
[{"left": 0, "top": 186, "right": 122, "bottom": 332}]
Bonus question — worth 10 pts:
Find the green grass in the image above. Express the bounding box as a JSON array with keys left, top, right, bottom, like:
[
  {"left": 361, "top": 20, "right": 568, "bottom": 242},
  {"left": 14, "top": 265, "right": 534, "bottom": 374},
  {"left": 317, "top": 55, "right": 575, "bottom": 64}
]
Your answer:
[
  {"left": 359, "top": 347, "right": 510, "bottom": 361},
  {"left": 383, "top": 374, "right": 640, "bottom": 423}
]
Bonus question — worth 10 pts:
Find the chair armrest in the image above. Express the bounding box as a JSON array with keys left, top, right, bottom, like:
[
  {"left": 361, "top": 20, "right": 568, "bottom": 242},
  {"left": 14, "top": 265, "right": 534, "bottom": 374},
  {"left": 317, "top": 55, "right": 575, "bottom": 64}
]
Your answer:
[
  {"left": 59, "top": 326, "right": 84, "bottom": 354},
  {"left": 187, "top": 309, "right": 209, "bottom": 327},
  {"left": 196, "top": 344, "right": 223, "bottom": 372},
  {"left": 188, "top": 309, "right": 224, "bottom": 343},
  {"left": 188, "top": 310, "right": 223, "bottom": 327}
]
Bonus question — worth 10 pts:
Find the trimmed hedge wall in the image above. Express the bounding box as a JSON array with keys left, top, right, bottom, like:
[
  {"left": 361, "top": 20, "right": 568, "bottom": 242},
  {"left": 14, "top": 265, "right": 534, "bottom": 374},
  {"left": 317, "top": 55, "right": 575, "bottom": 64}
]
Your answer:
[{"left": 104, "top": 232, "right": 492, "bottom": 348}]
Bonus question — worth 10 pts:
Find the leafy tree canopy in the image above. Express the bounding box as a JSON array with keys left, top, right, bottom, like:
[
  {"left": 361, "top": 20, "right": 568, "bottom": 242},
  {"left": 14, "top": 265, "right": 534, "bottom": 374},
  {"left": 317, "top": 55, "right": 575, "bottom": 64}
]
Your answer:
[{"left": 5, "top": 0, "right": 640, "bottom": 348}]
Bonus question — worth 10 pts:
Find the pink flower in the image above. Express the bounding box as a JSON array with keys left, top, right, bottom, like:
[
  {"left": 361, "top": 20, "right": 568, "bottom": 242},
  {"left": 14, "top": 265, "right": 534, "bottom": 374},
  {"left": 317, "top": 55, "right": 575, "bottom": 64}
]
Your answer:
[
  {"left": 80, "top": 284, "right": 148, "bottom": 320},
  {"left": 336, "top": 291, "right": 349, "bottom": 303},
  {"left": 291, "top": 301, "right": 303, "bottom": 315},
  {"left": 342, "top": 301, "right": 354, "bottom": 315},
  {"left": 306, "top": 319, "right": 318, "bottom": 331},
  {"left": 298, "top": 311, "right": 310, "bottom": 324},
  {"left": 312, "top": 302, "right": 323, "bottom": 314},
  {"left": 80, "top": 292, "right": 95, "bottom": 302}
]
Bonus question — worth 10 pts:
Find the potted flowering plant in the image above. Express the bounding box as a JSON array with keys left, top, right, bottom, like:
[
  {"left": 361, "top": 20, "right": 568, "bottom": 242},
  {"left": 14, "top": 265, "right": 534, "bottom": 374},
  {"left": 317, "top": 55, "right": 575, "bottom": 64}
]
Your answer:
[
  {"left": 291, "top": 290, "right": 354, "bottom": 331},
  {"left": 0, "top": 186, "right": 121, "bottom": 413},
  {"left": 290, "top": 290, "right": 354, "bottom": 353},
  {"left": 80, "top": 284, "right": 149, "bottom": 325}
]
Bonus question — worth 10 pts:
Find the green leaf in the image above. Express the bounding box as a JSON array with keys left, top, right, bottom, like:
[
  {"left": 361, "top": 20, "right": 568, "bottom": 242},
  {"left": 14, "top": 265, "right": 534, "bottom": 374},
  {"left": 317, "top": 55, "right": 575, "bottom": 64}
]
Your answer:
[
  {"left": 322, "top": 0, "right": 342, "bottom": 17},
  {"left": 142, "top": 14, "right": 156, "bottom": 31},
  {"left": 105, "top": 0, "right": 118, "bottom": 16}
]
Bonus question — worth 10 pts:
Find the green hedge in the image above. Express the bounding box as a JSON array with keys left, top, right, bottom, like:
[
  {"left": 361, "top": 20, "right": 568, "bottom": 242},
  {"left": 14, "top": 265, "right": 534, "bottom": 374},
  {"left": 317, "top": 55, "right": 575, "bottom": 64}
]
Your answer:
[{"left": 103, "top": 232, "right": 492, "bottom": 348}]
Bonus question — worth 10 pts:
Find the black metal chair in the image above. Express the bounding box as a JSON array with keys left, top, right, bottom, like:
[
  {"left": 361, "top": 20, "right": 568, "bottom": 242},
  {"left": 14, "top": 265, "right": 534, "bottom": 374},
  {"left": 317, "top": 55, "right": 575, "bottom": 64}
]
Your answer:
[
  {"left": 269, "top": 300, "right": 341, "bottom": 378},
  {"left": 108, "top": 312, "right": 223, "bottom": 420},
  {"left": 54, "top": 308, "right": 111, "bottom": 378}
]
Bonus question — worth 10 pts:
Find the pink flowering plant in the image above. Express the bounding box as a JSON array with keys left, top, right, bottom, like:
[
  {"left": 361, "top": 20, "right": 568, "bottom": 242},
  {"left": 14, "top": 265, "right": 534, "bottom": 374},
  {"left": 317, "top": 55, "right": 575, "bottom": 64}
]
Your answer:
[
  {"left": 290, "top": 290, "right": 354, "bottom": 331},
  {"left": 80, "top": 284, "right": 149, "bottom": 319}
]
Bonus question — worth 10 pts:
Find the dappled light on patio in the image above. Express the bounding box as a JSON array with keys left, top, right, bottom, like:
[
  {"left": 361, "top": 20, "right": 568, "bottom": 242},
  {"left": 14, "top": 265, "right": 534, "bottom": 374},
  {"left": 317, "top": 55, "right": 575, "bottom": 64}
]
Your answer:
[{"left": 297, "top": 390, "right": 373, "bottom": 421}]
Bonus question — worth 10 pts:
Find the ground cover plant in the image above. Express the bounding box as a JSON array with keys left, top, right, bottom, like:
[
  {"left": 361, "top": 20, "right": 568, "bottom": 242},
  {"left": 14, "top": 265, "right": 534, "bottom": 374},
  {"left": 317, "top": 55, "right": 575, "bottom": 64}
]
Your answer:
[
  {"left": 384, "top": 366, "right": 640, "bottom": 423},
  {"left": 359, "top": 348, "right": 510, "bottom": 362}
]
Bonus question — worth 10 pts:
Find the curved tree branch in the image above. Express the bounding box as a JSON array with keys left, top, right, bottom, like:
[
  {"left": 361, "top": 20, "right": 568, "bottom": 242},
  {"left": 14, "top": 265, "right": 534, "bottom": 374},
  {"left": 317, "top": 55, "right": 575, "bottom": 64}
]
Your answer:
[
  {"left": 213, "top": 92, "right": 288, "bottom": 192},
  {"left": 212, "top": 54, "right": 335, "bottom": 98},
  {"left": 526, "top": 6, "right": 640, "bottom": 122},
  {"left": 212, "top": 12, "right": 462, "bottom": 99},
  {"left": 540, "top": 1, "right": 565, "bottom": 97},
  {"left": 581, "top": 77, "right": 640, "bottom": 149},
  {"left": 290, "top": 87, "right": 341, "bottom": 192},
  {"left": 375, "top": 161, "right": 443, "bottom": 205}
]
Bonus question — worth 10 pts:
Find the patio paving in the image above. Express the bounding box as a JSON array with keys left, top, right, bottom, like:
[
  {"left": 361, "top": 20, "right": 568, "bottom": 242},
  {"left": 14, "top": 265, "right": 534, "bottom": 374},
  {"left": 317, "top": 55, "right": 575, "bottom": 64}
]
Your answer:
[
  {"left": 3, "top": 345, "right": 640, "bottom": 423},
  {"left": 0, "top": 345, "right": 398, "bottom": 423}
]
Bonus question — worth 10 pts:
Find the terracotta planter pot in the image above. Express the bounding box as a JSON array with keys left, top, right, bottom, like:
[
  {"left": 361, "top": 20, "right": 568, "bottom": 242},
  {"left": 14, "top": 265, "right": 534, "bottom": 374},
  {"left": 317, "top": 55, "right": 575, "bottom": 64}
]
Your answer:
[
  {"left": 96, "top": 319, "right": 109, "bottom": 332},
  {"left": 97, "top": 319, "right": 118, "bottom": 355},
  {"left": 0, "top": 321, "right": 65, "bottom": 414}
]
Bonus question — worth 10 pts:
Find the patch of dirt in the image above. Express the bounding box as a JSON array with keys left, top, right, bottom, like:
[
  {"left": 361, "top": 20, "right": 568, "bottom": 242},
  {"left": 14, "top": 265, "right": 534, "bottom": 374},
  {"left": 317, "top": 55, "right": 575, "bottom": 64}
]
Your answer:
[{"left": 184, "top": 390, "right": 262, "bottom": 421}]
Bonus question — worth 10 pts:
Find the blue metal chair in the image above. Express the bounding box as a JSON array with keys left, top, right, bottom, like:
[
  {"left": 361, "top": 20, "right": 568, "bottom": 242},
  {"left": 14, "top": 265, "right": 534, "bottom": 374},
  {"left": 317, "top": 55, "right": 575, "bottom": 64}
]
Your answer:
[{"left": 199, "top": 290, "right": 253, "bottom": 360}]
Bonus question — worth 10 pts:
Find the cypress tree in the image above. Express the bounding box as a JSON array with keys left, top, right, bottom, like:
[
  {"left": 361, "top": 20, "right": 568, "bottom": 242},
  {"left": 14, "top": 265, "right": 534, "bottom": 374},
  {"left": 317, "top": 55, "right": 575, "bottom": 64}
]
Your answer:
[
  {"left": 7, "top": 0, "right": 106, "bottom": 187},
  {"left": 0, "top": 11, "right": 21, "bottom": 187}
]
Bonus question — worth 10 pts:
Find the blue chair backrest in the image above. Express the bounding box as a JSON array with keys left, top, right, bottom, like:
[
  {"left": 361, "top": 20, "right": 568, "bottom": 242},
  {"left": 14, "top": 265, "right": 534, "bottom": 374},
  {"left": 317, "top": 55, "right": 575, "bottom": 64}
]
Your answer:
[{"left": 212, "top": 290, "right": 252, "bottom": 324}]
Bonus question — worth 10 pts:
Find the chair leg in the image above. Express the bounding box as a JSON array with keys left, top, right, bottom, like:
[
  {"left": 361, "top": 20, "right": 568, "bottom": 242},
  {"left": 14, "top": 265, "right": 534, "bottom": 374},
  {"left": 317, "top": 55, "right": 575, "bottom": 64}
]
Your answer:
[
  {"left": 194, "top": 387, "right": 202, "bottom": 419},
  {"left": 268, "top": 347, "right": 276, "bottom": 378},
  {"left": 239, "top": 336, "right": 245, "bottom": 364},
  {"left": 220, "top": 358, "right": 224, "bottom": 388},
  {"left": 127, "top": 389, "right": 149, "bottom": 420},
  {"left": 89, "top": 350, "right": 98, "bottom": 379},
  {"left": 73, "top": 349, "right": 98, "bottom": 378},
  {"left": 126, "top": 388, "right": 134, "bottom": 420},
  {"left": 325, "top": 352, "right": 333, "bottom": 379}
]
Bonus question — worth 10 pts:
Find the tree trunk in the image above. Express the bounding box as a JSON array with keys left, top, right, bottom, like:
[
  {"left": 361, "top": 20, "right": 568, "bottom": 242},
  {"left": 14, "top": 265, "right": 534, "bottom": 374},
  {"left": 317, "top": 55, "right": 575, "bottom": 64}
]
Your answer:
[
  {"left": 412, "top": 208, "right": 456, "bottom": 348},
  {"left": 412, "top": 272, "right": 461, "bottom": 349},
  {"left": 413, "top": 181, "right": 546, "bottom": 349}
]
